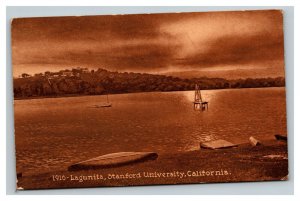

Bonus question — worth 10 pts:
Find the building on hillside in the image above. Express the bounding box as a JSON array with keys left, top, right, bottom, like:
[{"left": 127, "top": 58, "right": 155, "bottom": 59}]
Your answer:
[
  {"left": 82, "top": 68, "right": 89, "bottom": 73},
  {"left": 62, "top": 71, "right": 73, "bottom": 77}
]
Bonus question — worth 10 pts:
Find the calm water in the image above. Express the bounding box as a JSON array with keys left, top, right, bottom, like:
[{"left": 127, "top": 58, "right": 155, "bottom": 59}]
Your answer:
[{"left": 14, "top": 87, "right": 287, "bottom": 175}]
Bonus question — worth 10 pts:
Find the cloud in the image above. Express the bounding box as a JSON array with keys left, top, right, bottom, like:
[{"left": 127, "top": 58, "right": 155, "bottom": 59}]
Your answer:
[
  {"left": 174, "top": 33, "right": 284, "bottom": 68},
  {"left": 11, "top": 10, "right": 285, "bottom": 78}
]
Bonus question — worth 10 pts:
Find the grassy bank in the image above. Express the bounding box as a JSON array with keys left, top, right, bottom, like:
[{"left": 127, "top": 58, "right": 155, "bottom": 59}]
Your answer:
[{"left": 17, "top": 140, "right": 288, "bottom": 190}]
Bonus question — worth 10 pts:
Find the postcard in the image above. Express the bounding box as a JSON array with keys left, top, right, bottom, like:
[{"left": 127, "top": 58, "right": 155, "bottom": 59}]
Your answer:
[{"left": 12, "top": 10, "right": 288, "bottom": 190}]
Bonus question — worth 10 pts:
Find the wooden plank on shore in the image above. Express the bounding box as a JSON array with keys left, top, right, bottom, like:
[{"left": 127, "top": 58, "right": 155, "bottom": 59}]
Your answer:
[
  {"left": 249, "top": 136, "right": 262, "bottom": 146},
  {"left": 200, "top": 139, "right": 238, "bottom": 150},
  {"left": 68, "top": 152, "right": 158, "bottom": 171}
]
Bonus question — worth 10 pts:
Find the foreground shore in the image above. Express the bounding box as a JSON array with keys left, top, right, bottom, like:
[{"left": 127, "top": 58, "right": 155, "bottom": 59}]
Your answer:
[{"left": 17, "top": 139, "right": 288, "bottom": 190}]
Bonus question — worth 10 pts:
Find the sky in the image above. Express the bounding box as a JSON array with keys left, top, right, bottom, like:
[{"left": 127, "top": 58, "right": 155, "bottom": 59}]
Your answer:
[{"left": 12, "top": 10, "right": 285, "bottom": 79}]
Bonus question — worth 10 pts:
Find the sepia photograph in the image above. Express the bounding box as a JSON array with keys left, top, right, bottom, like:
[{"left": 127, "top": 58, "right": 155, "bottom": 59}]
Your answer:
[{"left": 12, "top": 9, "right": 288, "bottom": 190}]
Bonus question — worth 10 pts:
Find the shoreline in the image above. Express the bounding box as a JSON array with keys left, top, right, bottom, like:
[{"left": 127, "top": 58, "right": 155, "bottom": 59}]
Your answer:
[
  {"left": 14, "top": 86, "right": 285, "bottom": 101},
  {"left": 17, "top": 139, "right": 288, "bottom": 190}
]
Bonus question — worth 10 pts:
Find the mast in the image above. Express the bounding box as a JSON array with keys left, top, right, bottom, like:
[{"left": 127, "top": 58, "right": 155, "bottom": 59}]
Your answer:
[
  {"left": 193, "top": 83, "right": 208, "bottom": 111},
  {"left": 194, "top": 84, "right": 202, "bottom": 103}
]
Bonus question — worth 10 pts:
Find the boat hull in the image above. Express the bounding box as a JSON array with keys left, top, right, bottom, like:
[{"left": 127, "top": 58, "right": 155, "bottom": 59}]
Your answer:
[{"left": 68, "top": 152, "right": 158, "bottom": 171}]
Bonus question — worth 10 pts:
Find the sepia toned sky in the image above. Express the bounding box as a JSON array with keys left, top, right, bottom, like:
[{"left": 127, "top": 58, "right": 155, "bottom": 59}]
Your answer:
[{"left": 12, "top": 10, "right": 285, "bottom": 79}]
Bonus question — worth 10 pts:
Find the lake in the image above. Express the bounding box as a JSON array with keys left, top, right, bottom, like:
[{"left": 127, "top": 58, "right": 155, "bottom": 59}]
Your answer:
[{"left": 14, "top": 87, "right": 287, "bottom": 175}]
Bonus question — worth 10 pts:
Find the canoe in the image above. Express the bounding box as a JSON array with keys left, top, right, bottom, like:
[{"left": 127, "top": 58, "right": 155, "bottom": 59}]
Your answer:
[
  {"left": 68, "top": 152, "right": 158, "bottom": 171},
  {"left": 274, "top": 134, "right": 287, "bottom": 141},
  {"left": 91, "top": 103, "right": 112, "bottom": 108},
  {"left": 200, "top": 139, "right": 238, "bottom": 150},
  {"left": 100, "top": 103, "right": 112, "bottom": 107}
]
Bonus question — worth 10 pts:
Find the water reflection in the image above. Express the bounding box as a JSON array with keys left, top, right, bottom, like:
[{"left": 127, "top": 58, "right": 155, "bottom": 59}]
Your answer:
[{"left": 14, "top": 88, "right": 287, "bottom": 174}]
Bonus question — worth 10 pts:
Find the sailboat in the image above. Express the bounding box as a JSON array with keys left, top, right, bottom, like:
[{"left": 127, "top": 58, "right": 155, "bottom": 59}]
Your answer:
[
  {"left": 100, "top": 94, "right": 112, "bottom": 107},
  {"left": 92, "top": 94, "right": 112, "bottom": 108}
]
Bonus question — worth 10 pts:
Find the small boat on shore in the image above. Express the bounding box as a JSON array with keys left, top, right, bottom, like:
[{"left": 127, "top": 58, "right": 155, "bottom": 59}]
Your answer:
[
  {"left": 200, "top": 139, "right": 238, "bottom": 149},
  {"left": 274, "top": 134, "right": 287, "bottom": 141},
  {"left": 68, "top": 152, "right": 158, "bottom": 171}
]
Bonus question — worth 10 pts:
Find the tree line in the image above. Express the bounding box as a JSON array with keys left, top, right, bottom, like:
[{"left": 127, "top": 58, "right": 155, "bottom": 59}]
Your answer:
[{"left": 13, "top": 68, "right": 285, "bottom": 99}]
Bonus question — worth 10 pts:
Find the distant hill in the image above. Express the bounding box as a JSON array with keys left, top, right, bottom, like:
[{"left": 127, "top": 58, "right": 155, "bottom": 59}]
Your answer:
[
  {"left": 161, "top": 69, "right": 285, "bottom": 80},
  {"left": 13, "top": 68, "right": 285, "bottom": 99}
]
